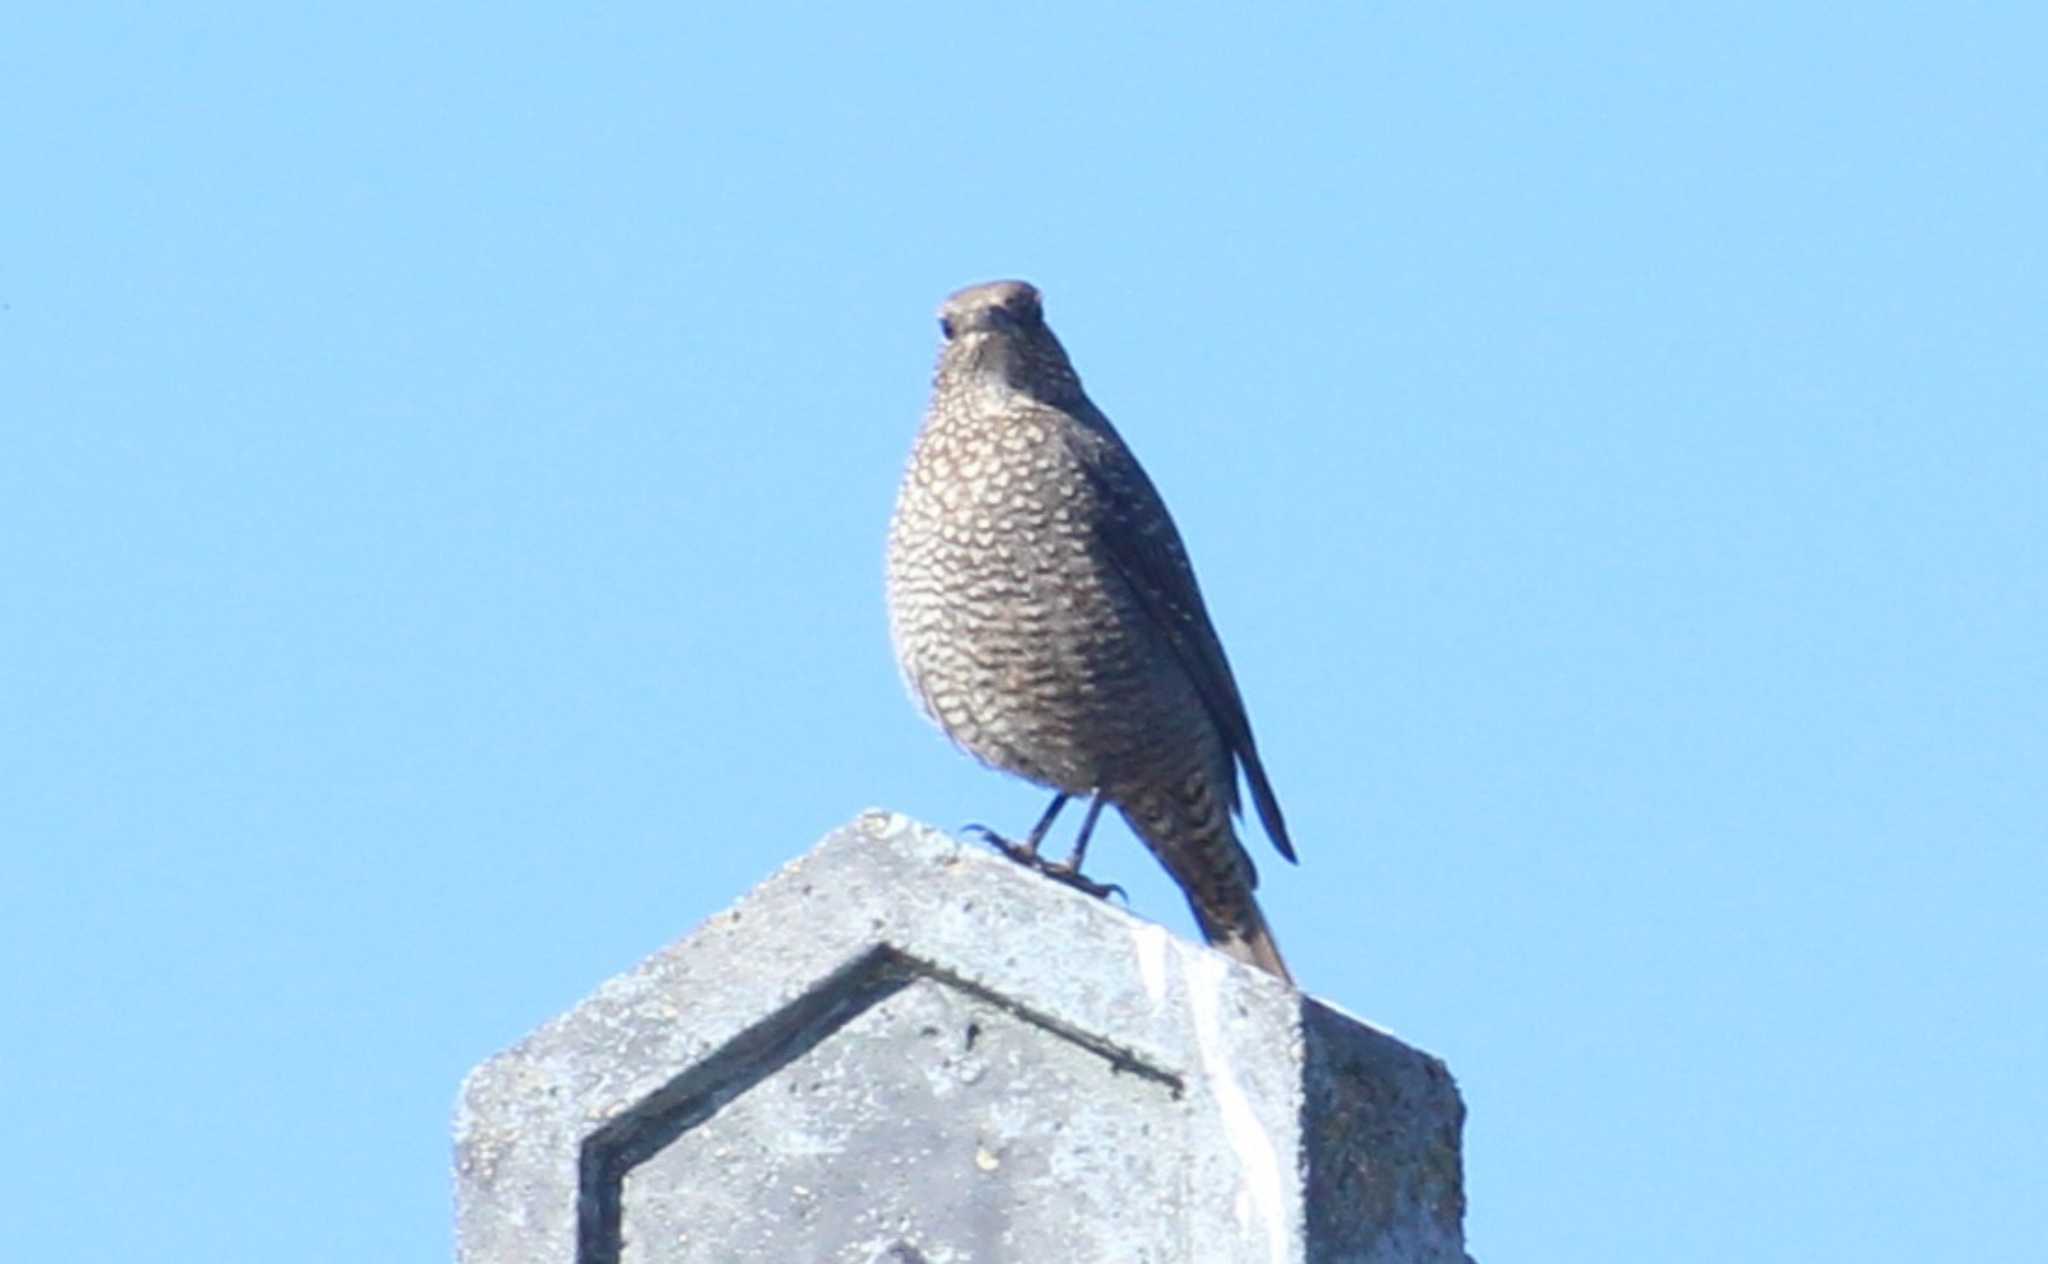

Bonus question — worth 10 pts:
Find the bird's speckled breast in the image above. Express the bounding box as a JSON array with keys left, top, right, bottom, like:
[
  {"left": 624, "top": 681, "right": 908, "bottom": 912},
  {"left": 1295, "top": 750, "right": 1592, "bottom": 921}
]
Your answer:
[{"left": 886, "top": 387, "right": 1168, "bottom": 793}]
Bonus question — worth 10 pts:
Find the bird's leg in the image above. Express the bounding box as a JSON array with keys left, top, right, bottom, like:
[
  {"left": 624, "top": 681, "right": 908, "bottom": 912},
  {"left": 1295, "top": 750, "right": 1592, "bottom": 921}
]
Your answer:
[
  {"left": 1041, "top": 793, "right": 1126, "bottom": 902},
  {"left": 964, "top": 792, "right": 1069, "bottom": 864},
  {"left": 964, "top": 791, "right": 1123, "bottom": 901},
  {"left": 1056, "top": 793, "right": 1106, "bottom": 872},
  {"left": 1021, "top": 792, "right": 1071, "bottom": 857}
]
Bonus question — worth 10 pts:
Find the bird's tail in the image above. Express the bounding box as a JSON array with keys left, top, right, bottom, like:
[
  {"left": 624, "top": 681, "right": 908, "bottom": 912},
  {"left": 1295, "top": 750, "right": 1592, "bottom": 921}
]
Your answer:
[
  {"left": 1121, "top": 790, "right": 1295, "bottom": 987},
  {"left": 1191, "top": 890, "right": 1293, "bottom": 985}
]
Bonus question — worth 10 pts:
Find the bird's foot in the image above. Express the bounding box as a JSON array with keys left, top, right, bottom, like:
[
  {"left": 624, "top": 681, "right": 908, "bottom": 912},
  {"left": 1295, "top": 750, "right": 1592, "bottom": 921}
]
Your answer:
[
  {"left": 961, "top": 822, "right": 1040, "bottom": 866},
  {"left": 961, "top": 824, "right": 1124, "bottom": 902},
  {"left": 1037, "top": 861, "right": 1126, "bottom": 903}
]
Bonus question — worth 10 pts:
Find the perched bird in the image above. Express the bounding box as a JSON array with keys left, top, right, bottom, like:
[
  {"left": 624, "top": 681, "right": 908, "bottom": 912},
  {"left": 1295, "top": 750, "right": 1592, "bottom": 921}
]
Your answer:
[{"left": 886, "top": 280, "right": 1297, "bottom": 983}]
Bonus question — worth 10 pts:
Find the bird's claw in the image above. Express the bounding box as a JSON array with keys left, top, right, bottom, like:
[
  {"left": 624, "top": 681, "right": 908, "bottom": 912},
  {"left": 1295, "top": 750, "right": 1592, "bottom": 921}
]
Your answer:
[
  {"left": 960, "top": 822, "right": 1037, "bottom": 866},
  {"left": 1038, "top": 863, "right": 1126, "bottom": 903}
]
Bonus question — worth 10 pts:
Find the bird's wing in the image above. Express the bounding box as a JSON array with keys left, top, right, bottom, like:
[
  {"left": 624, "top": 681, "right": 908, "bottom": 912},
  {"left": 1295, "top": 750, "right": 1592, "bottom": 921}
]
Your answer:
[{"left": 1062, "top": 407, "right": 1297, "bottom": 864}]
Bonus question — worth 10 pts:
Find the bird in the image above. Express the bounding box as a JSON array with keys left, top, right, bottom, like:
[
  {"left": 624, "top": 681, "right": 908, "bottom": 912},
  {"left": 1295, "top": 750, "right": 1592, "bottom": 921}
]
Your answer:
[{"left": 885, "top": 279, "right": 1297, "bottom": 983}]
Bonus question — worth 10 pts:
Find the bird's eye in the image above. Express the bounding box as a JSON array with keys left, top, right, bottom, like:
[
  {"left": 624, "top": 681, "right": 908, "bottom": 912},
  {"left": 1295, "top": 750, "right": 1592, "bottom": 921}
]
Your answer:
[{"left": 939, "top": 316, "right": 956, "bottom": 341}]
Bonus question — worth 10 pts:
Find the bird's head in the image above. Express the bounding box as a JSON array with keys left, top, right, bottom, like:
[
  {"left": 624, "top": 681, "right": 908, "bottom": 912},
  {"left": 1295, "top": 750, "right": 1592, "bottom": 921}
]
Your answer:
[{"left": 934, "top": 280, "right": 1083, "bottom": 404}]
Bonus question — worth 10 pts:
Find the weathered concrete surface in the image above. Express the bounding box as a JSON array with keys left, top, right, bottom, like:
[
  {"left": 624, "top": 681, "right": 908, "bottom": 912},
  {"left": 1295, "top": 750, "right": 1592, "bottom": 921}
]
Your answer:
[{"left": 454, "top": 811, "right": 1471, "bottom": 1263}]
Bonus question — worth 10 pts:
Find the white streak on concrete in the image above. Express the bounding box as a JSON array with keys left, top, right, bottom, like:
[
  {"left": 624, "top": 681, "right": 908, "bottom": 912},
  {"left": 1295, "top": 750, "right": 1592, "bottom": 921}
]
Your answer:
[
  {"left": 1186, "top": 951, "right": 1289, "bottom": 1264},
  {"left": 1133, "top": 923, "right": 1170, "bottom": 1006}
]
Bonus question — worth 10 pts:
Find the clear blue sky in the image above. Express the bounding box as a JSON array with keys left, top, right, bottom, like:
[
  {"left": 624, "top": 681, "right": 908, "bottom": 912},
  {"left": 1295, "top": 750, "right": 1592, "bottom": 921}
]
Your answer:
[{"left": 5, "top": 6, "right": 2042, "bottom": 1261}]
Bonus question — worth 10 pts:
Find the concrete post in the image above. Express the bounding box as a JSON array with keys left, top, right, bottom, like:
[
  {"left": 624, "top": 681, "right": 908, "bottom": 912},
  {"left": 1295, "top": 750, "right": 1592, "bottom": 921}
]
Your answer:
[{"left": 455, "top": 811, "right": 1472, "bottom": 1263}]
